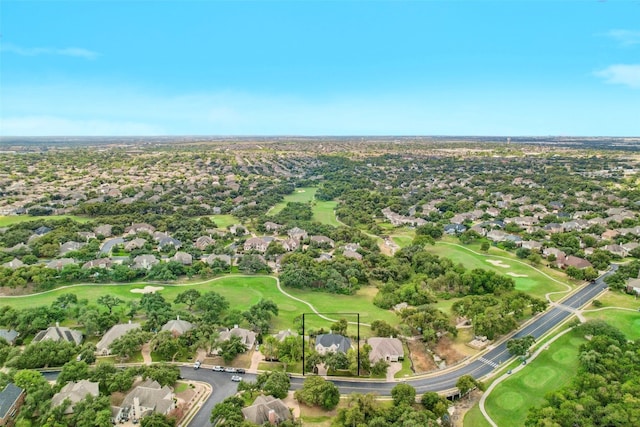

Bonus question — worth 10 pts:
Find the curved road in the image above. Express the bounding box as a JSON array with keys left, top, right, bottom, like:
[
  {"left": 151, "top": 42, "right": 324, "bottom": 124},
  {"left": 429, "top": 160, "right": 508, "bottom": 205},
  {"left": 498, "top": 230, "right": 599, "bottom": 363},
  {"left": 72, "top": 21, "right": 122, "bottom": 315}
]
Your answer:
[{"left": 179, "top": 267, "right": 617, "bottom": 426}]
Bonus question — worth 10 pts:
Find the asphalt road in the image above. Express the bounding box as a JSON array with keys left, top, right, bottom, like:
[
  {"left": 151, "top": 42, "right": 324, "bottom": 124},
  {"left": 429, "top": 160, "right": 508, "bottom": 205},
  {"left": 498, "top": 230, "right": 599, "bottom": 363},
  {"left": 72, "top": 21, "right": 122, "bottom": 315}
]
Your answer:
[{"left": 181, "top": 267, "right": 617, "bottom": 425}]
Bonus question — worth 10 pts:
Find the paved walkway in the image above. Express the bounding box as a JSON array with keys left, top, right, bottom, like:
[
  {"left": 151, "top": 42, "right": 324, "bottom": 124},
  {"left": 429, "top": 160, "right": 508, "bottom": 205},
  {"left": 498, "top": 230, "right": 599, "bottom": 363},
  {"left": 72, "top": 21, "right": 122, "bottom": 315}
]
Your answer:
[{"left": 141, "top": 342, "right": 152, "bottom": 365}]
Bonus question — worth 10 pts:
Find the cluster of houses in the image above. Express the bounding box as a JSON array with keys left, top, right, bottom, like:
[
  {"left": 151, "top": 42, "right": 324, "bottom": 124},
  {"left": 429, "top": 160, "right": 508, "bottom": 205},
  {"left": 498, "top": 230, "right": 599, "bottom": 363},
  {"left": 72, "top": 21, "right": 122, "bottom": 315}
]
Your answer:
[{"left": 384, "top": 202, "right": 640, "bottom": 272}]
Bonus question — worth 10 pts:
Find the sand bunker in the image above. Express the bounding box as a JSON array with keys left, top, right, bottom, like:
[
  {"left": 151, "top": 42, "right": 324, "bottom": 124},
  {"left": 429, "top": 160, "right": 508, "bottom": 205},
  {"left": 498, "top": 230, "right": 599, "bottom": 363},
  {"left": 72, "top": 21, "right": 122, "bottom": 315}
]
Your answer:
[
  {"left": 486, "top": 259, "right": 510, "bottom": 268},
  {"left": 507, "top": 272, "right": 528, "bottom": 278},
  {"left": 131, "top": 285, "right": 164, "bottom": 294}
]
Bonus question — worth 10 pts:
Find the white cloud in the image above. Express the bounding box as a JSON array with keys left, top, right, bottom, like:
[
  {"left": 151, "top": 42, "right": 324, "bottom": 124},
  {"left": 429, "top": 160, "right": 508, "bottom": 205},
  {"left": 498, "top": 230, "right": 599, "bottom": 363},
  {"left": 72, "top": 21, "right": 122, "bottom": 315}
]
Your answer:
[
  {"left": 605, "top": 29, "right": 640, "bottom": 46},
  {"left": 0, "top": 42, "right": 98, "bottom": 59},
  {"left": 595, "top": 64, "right": 640, "bottom": 88}
]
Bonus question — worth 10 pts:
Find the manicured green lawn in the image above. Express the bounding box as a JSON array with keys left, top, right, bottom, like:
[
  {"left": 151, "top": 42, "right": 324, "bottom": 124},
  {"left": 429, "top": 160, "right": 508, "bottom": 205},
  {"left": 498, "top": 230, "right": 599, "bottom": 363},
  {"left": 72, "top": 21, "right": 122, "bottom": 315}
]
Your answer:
[
  {"left": 269, "top": 187, "right": 318, "bottom": 215},
  {"left": 482, "top": 330, "right": 585, "bottom": 427},
  {"left": 463, "top": 404, "right": 491, "bottom": 427},
  {"left": 583, "top": 309, "right": 640, "bottom": 340},
  {"left": 0, "top": 215, "right": 93, "bottom": 226},
  {"left": 208, "top": 214, "right": 239, "bottom": 229},
  {"left": 312, "top": 200, "right": 340, "bottom": 227},
  {"left": 424, "top": 241, "right": 571, "bottom": 300},
  {"left": 0, "top": 275, "right": 395, "bottom": 337}
]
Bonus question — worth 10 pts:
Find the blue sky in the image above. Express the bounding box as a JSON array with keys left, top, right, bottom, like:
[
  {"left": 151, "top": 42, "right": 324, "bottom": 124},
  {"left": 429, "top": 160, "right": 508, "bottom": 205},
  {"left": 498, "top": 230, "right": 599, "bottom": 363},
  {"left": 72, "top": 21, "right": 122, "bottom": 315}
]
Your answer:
[{"left": 1, "top": 1, "right": 639, "bottom": 136}]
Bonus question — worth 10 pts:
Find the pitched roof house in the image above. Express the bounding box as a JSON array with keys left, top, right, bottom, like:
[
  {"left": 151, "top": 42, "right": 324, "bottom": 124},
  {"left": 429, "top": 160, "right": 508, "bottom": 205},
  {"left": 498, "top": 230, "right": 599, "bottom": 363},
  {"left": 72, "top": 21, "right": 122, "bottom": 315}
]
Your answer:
[
  {"left": 51, "top": 380, "right": 99, "bottom": 414},
  {"left": 244, "top": 237, "right": 271, "bottom": 253},
  {"left": 161, "top": 317, "right": 194, "bottom": 336},
  {"left": 219, "top": 326, "right": 256, "bottom": 350},
  {"left": 82, "top": 258, "right": 113, "bottom": 270},
  {"left": 241, "top": 395, "right": 292, "bottom": 425},
  {"left": 33, "top": 325, "right": 83, "bottom": 345},
  {"left": 368, "top": 337, "right": 404, "bottom": 363},
  {"left": 2, "top": 258, "right": 24, "bottom": 270},
  {"left": 287, "top": 227, "right": 308, "bottom": 241},
  {"left": 195, "top": 235, "right": 215, "bottom": 250},
  {"left": 562, "top": 255, "right": 592, "bottom": 270},
  {"left": 46, "top": 258, "right": 76, "bottom": 271},
  {"left": 114, "top": 379, "right": 174, "bottom": 423},
  {"left": 0, "top": 383, "right": 25, "bottom": 426},
  {"left": 171, "top": 251, "right": 193, "bottom": 265},
  {"left": 133, "top": 254, "right": 158, "bottom": 270},
  {"left": 0, "top": 329, "right": 18, "bottom": 346},
  {"left": 315, "top": 333, "right": 351, "bottom": 355},
  {"left": 96, "top": 322, "right": 141, "bottom": 355}
]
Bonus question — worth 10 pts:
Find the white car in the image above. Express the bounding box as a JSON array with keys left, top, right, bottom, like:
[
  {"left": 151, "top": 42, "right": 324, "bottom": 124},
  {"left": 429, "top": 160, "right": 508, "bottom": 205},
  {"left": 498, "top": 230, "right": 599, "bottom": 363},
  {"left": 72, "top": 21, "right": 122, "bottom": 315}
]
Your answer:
[
  {"left": 212, "top": 365, "right": 224, "bottom": 372},
  {"left": 231, "top": 375, "right": 243, "bottom": 382},
  {"left": 193, "top": 360, "right": 201, "bottom": 370}
]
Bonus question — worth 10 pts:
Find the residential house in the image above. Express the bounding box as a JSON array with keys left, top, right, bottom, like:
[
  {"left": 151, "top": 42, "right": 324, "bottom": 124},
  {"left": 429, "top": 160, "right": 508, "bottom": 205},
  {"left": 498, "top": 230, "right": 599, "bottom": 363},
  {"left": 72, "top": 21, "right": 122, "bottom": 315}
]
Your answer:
[
  {"left": 444, "top": 224, "right": 467, "bottom": 235},
  {"left": 59, "top": 241, "right": 84, "bottom": 255},
  {"left": 125, "top": 238, "right": 147, "bottom": 251},
  {"left": 124, "top": 223, "right": 156, "bottom": 236},
  {"left": 96, "top": 322, "right": 141, "bottom": 355},
  {"left": 82, "top": 258, "right": 113, "bottom": 269},
  {"left": 543, "top": 247, "right": 566, "bottom": 260},
  {"left": 2, "top": 259, "right": 24, "bottom": 270},
  {"left": 368, "top": 337, "right": 404, "bottom": 363},
  {"left": 281, "top": 239, "right": 299, "bottom": 252},
  {"left": 46, "top": 258, "right": 75, "bottom": 271},
  {"left": 562, "top": 255, "right": 592, "bottom": 270},
  {"left": 504, "top": 234, "right": 523, "bottom": 246},
  {"left": 263, "top": 222, "right": 283, "bottom": 233},
  {"left": 34, "top": 226, "right": 52, "bottom": 236},
  {"left": 244, "top": 237, "right": 271, "bottom": 253},
  {"left": 241, "top": 395, "right": 292, "bottom": 426},
  {"left": 543, "top": 223, "right": 564, "bottom": 234},
  {"left": 342, "top": 250, "right": 362, "bottom": 260},
  {"left": 171, "top": 251, "right": 193, "bottom": 265},
  {"left": 157, "top": 235, "right": 182, "bottom": 250},
  {"left": 33, "top": 324, "right": 83, "bottom": 346},
  {"left": 219, "top": 326, "right": 256, "bottom": 350},
  {"left": 485, "top": 207, "right": 501, "bottom": 217},
  {"left": 0, "top": 330, "right": 18, "bottom": 345},
  {"left": 486, "top": 230, "right": 508, "bottom": 242},
  {"left": 203, "top": 254, "right": 232, "bottom": 266},
  {"left": 113, "top": 379, "right": 174, "bottom": 423},
  {"left": 77, "top": 231, "right": 96, "bottom": 241},
  {"left": 94, "top": 224, "right": 113, "bottom": 237},
  {"left": 310, "top": 235, "right": 335, "bottom": 248},
  {"left": 315, "top": 333, "right": 351, "bottom": 355},
  {"left": 133, "top": 255, "right": 158, "bottom": 270},
  {"left": 51, "top": 380, "right": 99, "bottom": 414},
  {"left": 287, "top": 227, "right": 308, "bottom": 241},
  {"left": 195, "top": 235, "right": 215, "bottom": 251},
  {"left": 601, "top": 230, "right": 619, "bottom": 241},
  {"left": 625, "top": 278, "right": 640, "bottom": 295},
  {"left": 622, "top": 242, "right": 639, "bottom": 256},
  {"left": 521, "top": 241, "right": 543, "bottom": 251},
  {"left": 229, "top": 224, "right": 248, "bottom": 235},
  {"left": 161, "top": 316, "right": 194, "bottom": 336},
  {"left": 344, "top": 243, "right": 360, "bottom": 252},
  {"left": 602, "top": 244, "right": 626, "bottom": 258},
  {"left": 0, "top": 383, "right": 25, "bottom": 427}
]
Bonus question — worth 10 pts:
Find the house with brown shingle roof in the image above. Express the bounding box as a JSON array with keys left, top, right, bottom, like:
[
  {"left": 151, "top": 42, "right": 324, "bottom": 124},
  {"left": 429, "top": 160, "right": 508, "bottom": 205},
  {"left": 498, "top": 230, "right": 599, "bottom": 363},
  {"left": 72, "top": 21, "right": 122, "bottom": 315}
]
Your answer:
[{"left": 241, "top": 395, "right": 292, "bottom": 426}]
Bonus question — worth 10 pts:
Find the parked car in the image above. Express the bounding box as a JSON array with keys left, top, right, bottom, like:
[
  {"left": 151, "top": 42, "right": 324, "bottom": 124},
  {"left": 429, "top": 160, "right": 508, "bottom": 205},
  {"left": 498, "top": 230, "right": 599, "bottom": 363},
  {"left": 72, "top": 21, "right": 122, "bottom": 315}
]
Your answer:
[
  {"left": 224, "top": 367, "right": 236, "bottom": 373},
  {"left": 212, "top": 365, "right": 224, "bottom": 372},
  {"left": 231, "top": 375, "right": 243, "bottom": 382},
  {"left": 235, "top": 368, "right": 246, "bottom": 374},
  {"left": 193, "top": 360, "right": 201, "bottom": 370}
]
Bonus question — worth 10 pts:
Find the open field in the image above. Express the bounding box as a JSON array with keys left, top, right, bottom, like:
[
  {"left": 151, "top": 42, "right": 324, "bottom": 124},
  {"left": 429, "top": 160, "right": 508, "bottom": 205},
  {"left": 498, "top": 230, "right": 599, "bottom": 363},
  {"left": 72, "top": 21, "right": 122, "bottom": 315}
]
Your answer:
[
  {"left": 424, "top": 240, "right": 572, "bottom": 300},
  {"left": 312, "top": 200, "right": 340, "bottom": 227},
  {"left": 583, "top": 309, "right": 640, "bottom": 340},
  {"left": 0, "top": 275, "right": 395, "bottom": 336},
  {"left": 0, "top": 215, "right": 92, "bottom": 227},
  {"left": 476, "top": 329, "right": 585, "bottom": 427},
  {"left": 208, "top": 214, "right": 239, "bottom": 229},
  {"left": 269, "top": 187, "right": 318, "bottom": 215}
]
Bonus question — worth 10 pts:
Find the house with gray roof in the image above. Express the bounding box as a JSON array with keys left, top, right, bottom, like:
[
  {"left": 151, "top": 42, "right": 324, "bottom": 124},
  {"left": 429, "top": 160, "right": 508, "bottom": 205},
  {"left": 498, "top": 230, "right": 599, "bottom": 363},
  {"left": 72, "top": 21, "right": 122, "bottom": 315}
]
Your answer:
[
  {"left": 46, "top": 258, "right": 76, "bottom": 271},
  {"left": 94, "top": 224, "right": 113, "bottom": 237},
  {"left": 203, "top": 253, "right": 231, "bottom": 266},
  {"left": 2, "top": 258, "right": 24, "bottom": 270},
  {"left": 33, "top": 325, "right": 83, "bottom": 345},
  {"left": 241, "top": 395, "right": 292, "bottom": 425},
  {"left": 51, "top": 380, "right": 99, "bottom": 414},
  {"left": 315, "top": 333, "right": 351, "bottom": 355},
  {"left": 0, "top": 329, "right": 19, "bottom": 345},
  {"left": 124, "top": 223, "right": 156, "bottom": 236},
  {"left": 161, "top": 317, "right": 194, "bottom": 336},
  {"left": 59, "top": 241, "right": 85, "bottom": 255},
  {"left": 82, "top": 258, "right": 113, "bottom": 270},
  {"left": 0, "top": 383, "right": 24, "bottom": 426},
  {"left": 171, "top": 251, "right": 193, "bottom": 265},
  {"left": 368, "top": 337, "right": 404, "bottom": 363},
  {"left": 96, "top": 322, "right": 141, "bottom": 355},
  {"left": 133, "top": 254, "right": 158, "bottom": 270},
  {"left": 125, "top": 238, "right": 147, "bottom": 251},
  {"left": 195, "top": 235, "right": 215, "bottom": 250},
  {"left": 219, "top": 326, "right": 256, "bottom": 350},
  {"left": 114, "top": 379, "right": 174, "bottom": 423}
]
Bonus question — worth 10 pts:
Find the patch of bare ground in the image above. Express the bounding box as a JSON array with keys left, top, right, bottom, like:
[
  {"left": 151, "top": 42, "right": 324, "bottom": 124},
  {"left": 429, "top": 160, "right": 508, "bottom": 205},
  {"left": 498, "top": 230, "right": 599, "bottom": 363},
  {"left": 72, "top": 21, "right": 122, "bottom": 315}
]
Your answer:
[
  {"left": 451, "top": 390, "right": 483, "bottom": 427},
  {"left": 0, "top": 284, "right": 37, "bottom": 296},
  {"left": 434, "top": 336, "right": 467, "bottom": 366},
  {"left": 448, "top": 329, "right": 479, "bottom": 358},
  {"left": 406, "top": 339, "right": 437, "bottom": 373},
  {"left": 298, "top": 402, "right": 337, "bottom": 427},
  {"left": 110, "top": 391, "right": 126, "bottom": 407}
]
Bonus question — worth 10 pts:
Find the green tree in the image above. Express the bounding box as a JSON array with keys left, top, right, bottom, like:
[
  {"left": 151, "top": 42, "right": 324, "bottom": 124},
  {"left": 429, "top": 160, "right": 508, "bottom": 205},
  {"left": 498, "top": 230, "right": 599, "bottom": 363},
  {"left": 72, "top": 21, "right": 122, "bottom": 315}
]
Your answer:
[
  {"left": 174, "top": 289, "right": 201, "bottom": 311},
  {"left": 506, "top": 335, "right": 536, "bottom": 357},
  {"left": 219, "top": 335, "right": 246, "bottom": 363},
  {"left": 391, "top": 382, "right": 416, "bottom": 406},
  {"left": 294, "top": 376, "right": 340, "bottom": 410},
  {"left": 140, "top": 413, "right": 176, "bottom": 427},
  {"left": 195, "top": 291, "right": 229, "bottom": 325},
  {"left": 456, "top": 375, "right": 477, "bottom": 399},
  {"left": 97, "top": 295, "right": 124, "bottom": 314}
]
